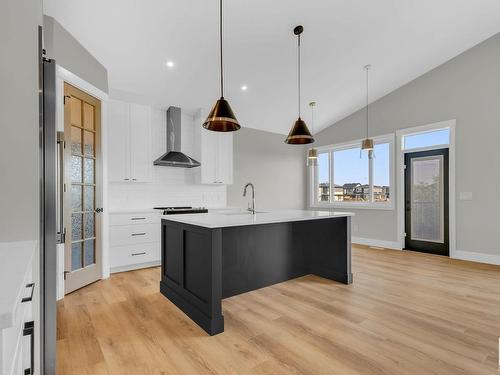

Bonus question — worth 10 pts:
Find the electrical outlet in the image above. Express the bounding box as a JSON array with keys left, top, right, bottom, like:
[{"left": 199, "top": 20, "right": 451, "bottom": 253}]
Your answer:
[{"left": 459, "top": 192, "right": 473, "bottom": 201}]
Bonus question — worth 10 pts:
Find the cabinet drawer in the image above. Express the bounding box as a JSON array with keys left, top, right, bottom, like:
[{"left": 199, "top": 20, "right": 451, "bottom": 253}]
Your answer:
[
  {"left": 109, "top": 212, "right": 160, "bottom": 226},
  {"left": 110, "top": 243, "right": 160, "bottom": 268},
  {"left": 109, "top": 224, "right": 160, "bottom": 246},
  {"left": 1, "top": 297, "right": 32, "bottom": 375}
]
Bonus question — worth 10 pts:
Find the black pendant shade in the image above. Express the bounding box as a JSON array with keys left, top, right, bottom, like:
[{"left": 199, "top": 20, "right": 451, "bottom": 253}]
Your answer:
[
  {"left": 285, "top": 118, "right": 314, "bottom": 144},
  {"left": 203, "top": 97, "right": 240, "bottom": 132}
]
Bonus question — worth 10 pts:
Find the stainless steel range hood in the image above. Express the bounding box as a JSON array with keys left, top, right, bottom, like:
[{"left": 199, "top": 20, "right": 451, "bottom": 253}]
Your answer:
[{"left": 153, "top": 106, "right": 200, "bottom": 168}]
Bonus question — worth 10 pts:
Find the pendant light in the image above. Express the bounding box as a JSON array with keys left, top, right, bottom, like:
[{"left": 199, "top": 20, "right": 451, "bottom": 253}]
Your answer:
[
  {"left": 285, "top": 25, "right": 314, "bottom": 144},
  {"left": 202, "top": 0, "right": 241, "bottom": 132},
  {"left": 361, "top": 64, "right": 374, "bottom": 156},
  {"left": 307, "top": 102, "right": 318, "bottom": 166}
]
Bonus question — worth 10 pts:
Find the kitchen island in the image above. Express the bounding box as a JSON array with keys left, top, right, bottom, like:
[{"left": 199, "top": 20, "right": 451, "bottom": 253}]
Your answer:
[{"left": 159, "top": 210, "right": 354, "bottom": 335}]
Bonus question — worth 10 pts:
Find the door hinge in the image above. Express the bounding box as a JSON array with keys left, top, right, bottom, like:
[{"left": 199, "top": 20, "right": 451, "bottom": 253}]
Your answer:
[
  {"left": 403, "top": 164, "right": 407, "bottom": 170},
  {"left": 404, "top": 232, "right": 407, "bottom": 237},
  {"left": 57, "top": 230, "right": 66, "bottom": 245},
  {"left": 63, "top": 271, "right": 70, "bottom": 280},
  {"left": 63, "top": 95, "right": 71, "bottom": 105}
]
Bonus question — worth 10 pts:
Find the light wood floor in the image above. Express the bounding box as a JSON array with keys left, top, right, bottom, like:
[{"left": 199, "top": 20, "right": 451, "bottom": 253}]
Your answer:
[{"left": 57, "top": 246, "right": 500, "bottom": 374}]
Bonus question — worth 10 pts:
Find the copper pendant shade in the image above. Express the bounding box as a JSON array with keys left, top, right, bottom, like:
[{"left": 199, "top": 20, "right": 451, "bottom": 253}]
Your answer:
[
  {"left": 203, "top": 0, "right": 241, "bottom": 132},
  {"left": 203, "top": 97, "right": 240, "bottom": 132},
  {"left": 361, "top": 138, "right": 374, "bottom": 151},
  {"left": 287, "top": 117, "right": 314, "bottom": 144},
  {"left": 285, "top": 26, "right": 314, "bottom": 144}
]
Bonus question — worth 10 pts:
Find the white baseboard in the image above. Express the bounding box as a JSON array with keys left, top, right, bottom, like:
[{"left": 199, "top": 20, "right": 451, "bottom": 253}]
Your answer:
[
  {"left": 110, "top": 261, "right": 161, "bottom": 274},
  {"left": 352, "top": 236, "right": 402, "bottom": 250},
  {"left": 352, "top": 237, "right": 500, "bottom": 266},
  {"left": 452, "top": 250, "right": 500, "bottom": 266}
]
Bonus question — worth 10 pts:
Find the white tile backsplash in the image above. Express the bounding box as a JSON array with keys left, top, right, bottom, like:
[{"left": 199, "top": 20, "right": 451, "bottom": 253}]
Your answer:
[{"left": 108, "top": 106, "right": 226, "bottom": 210}]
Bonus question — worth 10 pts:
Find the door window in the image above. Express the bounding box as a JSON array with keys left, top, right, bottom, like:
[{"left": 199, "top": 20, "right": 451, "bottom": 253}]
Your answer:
[{"left": 69, "top": 97, "right": 96, "bottom": 270}]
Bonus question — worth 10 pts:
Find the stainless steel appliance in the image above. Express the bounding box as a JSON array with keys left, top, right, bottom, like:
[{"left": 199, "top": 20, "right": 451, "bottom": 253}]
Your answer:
[
  {"left": 154, "top": 206, "right": 208, "bottom": 215},
  {"left": 153, "top": 106, "right": 201, "bottom": 168},
  {"left": 39, "top": 25, "right": 58, "bottom": 374}
]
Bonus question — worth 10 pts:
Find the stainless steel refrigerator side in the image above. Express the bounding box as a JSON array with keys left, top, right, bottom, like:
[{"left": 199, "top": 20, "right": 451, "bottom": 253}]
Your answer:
[{"left": 40, "top": 34, "right": 57, "bottom": 374}]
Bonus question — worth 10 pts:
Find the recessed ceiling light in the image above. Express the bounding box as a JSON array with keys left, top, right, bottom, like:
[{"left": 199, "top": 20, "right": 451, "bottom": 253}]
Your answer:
[
  {"left": 166, "top": 61, "right": 175, "bottom": 68},
  {"left": 241, "top": 85, "right": 248, "bottom": 91}
]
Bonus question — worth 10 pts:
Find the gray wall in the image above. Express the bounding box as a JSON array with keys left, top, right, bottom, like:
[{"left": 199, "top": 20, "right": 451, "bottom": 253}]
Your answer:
[
  {"left": 43, "top": 15, "right": 108, "bottom": 93},
  {"left": 228, "top": 128, "right": 306, "bottom": 210},
  {"left": 314, "top": 32, "right": 500, "bottom": 255},
  {"left": 0, "top": 0, "right": 43, "bottom": 242}
]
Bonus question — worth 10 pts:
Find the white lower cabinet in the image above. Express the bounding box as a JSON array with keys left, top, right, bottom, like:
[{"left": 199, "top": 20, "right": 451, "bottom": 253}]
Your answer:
[
  {"left": 0, "top": 244, "right": 35, "bottom": 375},
  {"left": 110, "top": 243, "right": 160, "bottom": 269},
  {"left": 109, "top": 212, "right": 161, "bottom": 273}
]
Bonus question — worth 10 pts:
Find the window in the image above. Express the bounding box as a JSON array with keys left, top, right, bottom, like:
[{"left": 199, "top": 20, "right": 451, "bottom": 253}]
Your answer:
[
  {"left": 373, "top": 143, "right": 390, "bottom": 203},
  {"left": 312, "top": 135, "right": 393, "bottom": 208},
  {"left": 317, "top": 153, "right": 330, "bottom": 202},
  {"left": 333, "top": 147, "right": 368, "bottom": 202},
  {"left": 403, "top": 128, "right": 449, "bottom": 150}
]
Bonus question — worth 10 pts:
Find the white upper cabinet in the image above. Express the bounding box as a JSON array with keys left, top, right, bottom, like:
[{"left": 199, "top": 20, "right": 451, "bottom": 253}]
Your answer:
[
  {"left": 108, "top": 100, "right": 131, "bottom": 182},
  {"left": 108, "top": 100, "right": 152, "bottom": 182},
  {"left": 200, "top": 128, "right": 233, "bottom": 185},
  {"left": 129, "top": 104, "right": 152, "bottom": 182}
]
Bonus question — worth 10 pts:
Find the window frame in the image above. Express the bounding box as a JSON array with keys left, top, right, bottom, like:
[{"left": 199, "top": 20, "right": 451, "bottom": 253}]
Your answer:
[
  {"left": 402, "top": 127, "right": 450, "bottom": 151},
  {"left": 309, "top": 134, "right": 395, "bottom": 210}
]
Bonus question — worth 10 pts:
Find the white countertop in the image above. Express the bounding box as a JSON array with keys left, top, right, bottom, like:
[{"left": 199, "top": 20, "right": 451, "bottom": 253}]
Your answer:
[
  {"left": 0, "top": 241, "right": 36, "bottom": 329},
  {"left": 161, "top": 209, "right": 354, "bottom": 228}
]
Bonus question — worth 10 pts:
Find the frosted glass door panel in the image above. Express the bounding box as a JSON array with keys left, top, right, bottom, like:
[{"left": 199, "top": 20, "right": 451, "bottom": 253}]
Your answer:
[{"left": 410, "top": 156, "right": 444, "bottom": 243}]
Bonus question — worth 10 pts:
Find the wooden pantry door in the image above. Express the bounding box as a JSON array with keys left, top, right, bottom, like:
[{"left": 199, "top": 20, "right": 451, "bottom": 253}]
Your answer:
[{"left": 63, "top": 83, "right": 103, "bottom": 294}]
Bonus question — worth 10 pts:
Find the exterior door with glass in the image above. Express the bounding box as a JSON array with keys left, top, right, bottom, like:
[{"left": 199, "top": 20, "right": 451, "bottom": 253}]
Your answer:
[
  {"left": 64, "top": 83, "right": 102, "bottom": 293},
  {"left": 404, "top": 148, "right": 449, "bottom": 256}
]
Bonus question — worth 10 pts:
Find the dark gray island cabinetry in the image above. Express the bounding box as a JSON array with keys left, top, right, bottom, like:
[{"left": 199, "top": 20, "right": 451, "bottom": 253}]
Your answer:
[{"left": 159, "top": 210, "right": 354, "bottom": 335}]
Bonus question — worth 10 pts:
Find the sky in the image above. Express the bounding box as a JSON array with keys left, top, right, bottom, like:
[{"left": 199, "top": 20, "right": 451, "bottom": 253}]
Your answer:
[{"left": 318, "top": 129, "right": 450, "bottom": 187}]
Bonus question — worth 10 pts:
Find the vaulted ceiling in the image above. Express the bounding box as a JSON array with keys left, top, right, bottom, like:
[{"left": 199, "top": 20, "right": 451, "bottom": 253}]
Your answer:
[{"left": 44, "top": 0, "right": 500, "bottom": 134}]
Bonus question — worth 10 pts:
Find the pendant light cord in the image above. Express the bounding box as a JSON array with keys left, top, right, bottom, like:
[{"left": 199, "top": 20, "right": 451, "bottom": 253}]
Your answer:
[
  {"left": 298, "top": 34, "right": 301, "bottom": 118},
  {"left": 310, "top": 103, "right": 314, "bottom": 151},
  {"left": 365, "top": 65, "right": 369, "bottom": 139},
  {"left": 311, "top": 104, "right": 314, "bottom": 135},
  {"left": 220, "top": 0, "right": 224, "bottom": 98}
]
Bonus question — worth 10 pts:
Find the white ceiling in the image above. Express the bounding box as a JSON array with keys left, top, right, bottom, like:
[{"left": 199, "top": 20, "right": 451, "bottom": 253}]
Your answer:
[{"left": 44, "top": 0, "right": 500, "bottom": 135}]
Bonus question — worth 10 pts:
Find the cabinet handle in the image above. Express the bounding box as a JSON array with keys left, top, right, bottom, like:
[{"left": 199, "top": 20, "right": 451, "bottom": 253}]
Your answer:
[
  {"left": 131, "top": 252, "right": 146, "bottom": 256},
  {"left": 132, "top": 178, "right": 137, "bottom": 181},
  {"left": 131, "top": 232, "right": 146, "bottom": 237},
  {"left": 23, "top": 321, "right": 34, "bottom": 375},
  {"left": 131, "top": 217, "right": 146, "bottom": 221},
  {"left": 123, "top": 178, "right": 130, "bottom": 181},
  {"left": 21, "top": 283, "right": 35, "bottom": 303}
]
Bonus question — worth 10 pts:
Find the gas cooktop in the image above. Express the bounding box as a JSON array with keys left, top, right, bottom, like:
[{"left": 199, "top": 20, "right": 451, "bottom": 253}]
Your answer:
[{"left": 153, "top": 206, "right": 208, "bottom": 215}]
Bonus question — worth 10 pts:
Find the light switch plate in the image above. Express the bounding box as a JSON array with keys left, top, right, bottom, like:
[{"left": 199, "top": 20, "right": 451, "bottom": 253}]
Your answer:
[{"left": 459, "top": 192, "right": 473, "bottom": 201}]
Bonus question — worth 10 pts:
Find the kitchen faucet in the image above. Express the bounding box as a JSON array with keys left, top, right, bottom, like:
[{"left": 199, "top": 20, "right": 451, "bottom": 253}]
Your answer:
[{"left": 243, "top": 182, "right": 256, "bottom": 214}]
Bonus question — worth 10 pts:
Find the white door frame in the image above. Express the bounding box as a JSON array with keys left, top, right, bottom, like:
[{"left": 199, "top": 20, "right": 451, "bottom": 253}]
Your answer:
[
  {"left": 55, "top": 66, "right": 109, "bottom": 300},
  {"left": 395, "top": 119, "right": 456, "bottom": 258}
]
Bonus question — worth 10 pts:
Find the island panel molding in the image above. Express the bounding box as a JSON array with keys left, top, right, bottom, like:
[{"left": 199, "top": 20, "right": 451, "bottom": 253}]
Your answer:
[{"left": 160, "top": 212, "right": 353, "bottom": 335}]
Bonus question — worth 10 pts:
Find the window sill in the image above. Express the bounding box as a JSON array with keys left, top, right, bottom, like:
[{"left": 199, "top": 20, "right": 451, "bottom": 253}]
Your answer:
[{"left": 309, "top": 203, "right": 395, "bottom": 211}]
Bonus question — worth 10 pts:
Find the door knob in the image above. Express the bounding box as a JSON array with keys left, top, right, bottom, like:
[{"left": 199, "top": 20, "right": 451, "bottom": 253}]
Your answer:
[{"left": 95, "top": 207, "right": 104, "bottom": 213}]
